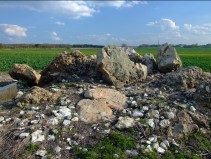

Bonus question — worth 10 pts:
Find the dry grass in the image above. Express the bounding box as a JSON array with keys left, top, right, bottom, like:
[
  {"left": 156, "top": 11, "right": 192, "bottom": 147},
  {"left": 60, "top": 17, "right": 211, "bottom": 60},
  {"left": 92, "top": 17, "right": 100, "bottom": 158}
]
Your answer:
[{"left": 0, "top": 124, "right": 30, "bottom": 159}]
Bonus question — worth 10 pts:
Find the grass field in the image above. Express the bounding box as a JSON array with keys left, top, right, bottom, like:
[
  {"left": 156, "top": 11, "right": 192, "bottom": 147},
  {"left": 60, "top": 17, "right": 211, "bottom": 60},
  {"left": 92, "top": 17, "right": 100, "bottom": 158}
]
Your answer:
[{"left": 0, "top": 47, "right": 210, "bottom": 72}]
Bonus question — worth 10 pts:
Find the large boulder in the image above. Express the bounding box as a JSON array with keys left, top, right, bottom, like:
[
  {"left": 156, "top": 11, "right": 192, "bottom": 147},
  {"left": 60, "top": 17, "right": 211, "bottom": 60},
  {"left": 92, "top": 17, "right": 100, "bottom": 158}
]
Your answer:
[
  {"left": 194, "top": 81, "right": 211, "bottom": 108},
  {"left": 9, "top": 64, "right": 41, "bottom": 86},
  {"left": 142, "top": 53, "right": 158, "bottom": 74},
  {"left": 77, "top": 99, "right": 113, "bottom": 123},
  {"left": 78, "top": 87, "right": 127, "bottom": 123},
  {"left": 17, "top": 86, "right": 60, "bottom": 107},
  {"left": 84, "top": 87, "right": 126, "bottom": 110},
  {"left": 157, "top": 43, "right": 182, "bottom": 73},
  {"left": 97, "top": 45, "right": 147, "bottom": 88},
  {"left": 39, "top": 50, "right": 101, "bottom": 85}
]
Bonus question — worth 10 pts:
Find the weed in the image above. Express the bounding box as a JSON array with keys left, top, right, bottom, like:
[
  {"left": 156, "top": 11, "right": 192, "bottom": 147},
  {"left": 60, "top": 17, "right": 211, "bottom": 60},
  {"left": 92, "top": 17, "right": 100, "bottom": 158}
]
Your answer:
[
  {"left": 54, "top": 127, "right": 63, "bottom": 139},
  {"left": 23, "top": 143, "right": 39, "bottom": 156},
  {"left": 187, "top": 131, "right": 211, "bottom": 152},
  {"left": 73, "top": 132, "right": 136, "bottom": 159}
]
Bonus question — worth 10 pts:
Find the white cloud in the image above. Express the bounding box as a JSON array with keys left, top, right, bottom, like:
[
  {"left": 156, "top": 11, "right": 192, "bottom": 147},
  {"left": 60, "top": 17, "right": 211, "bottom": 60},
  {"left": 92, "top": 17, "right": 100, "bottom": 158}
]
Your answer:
[
  {"left": 56, "top": 1, "right": 95, "bottom": 19},
  {"left": 147, "top": 18, "right": 179, "bottom": 30},
  {"left": 105, "top": 33, "right": 111, "bottom": 36},
  {"left": 175, "top": 31, "right": 182, "bottom": 37},
  {"left": 0, "top": 1, "right": 145, "bottom": 19},
  {"left": 51, "top": 32, "right": 57, "bottom": 36},
  {"left": 146, "top": 18, "right": 183, "bottom": 43},
  {"left": 146, "top": 21, "right": 158, "bottom": 26},
  {"left": 161, "top": 18, "right": 179, "bottom": 30},
  {"left": 50, "top": 31, "right": 62, "bottom": 41},
  {"left": 55, "top": 21, "right": 65, "bottom": 26},
  {"left": 184, "top": 23, "right": 211, "bottom": 35},
  {"left": 79, "top": 33, "right": 134, "bottom": 45},
  {"left": 0, "top": 24, "right": 27, "bottom": 37},
  {"left": 93, "top": 1, "right": 147, "bottom": 8}
]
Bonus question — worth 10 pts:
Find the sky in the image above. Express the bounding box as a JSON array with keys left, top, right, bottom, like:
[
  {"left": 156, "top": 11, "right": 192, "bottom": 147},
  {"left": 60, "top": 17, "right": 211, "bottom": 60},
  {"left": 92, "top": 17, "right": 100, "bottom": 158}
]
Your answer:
[{"left": 0, "top": 1, "right": 211, "bottom": 45}]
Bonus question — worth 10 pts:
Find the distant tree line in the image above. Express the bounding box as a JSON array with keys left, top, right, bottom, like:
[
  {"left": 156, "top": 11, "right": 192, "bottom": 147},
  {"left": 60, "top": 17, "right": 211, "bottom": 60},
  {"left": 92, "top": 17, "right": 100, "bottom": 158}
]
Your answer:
[
  {"left": 1, "top": 43, "right": 211, "bottom": 49},
  {"left": 0, "top": 44, "right": 104, "bottom": 49},
  {"left": 138, "top": 43, "right": 211, "bottom": 48}
]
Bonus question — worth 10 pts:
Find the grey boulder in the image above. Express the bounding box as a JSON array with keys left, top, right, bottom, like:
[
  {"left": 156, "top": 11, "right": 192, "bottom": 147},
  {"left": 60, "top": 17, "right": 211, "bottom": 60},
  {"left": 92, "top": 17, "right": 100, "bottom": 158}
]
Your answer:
[
  {"left": 158, "top": 43, "right": 182, "bottom": 73},
  {"left": 97, "top": 45, "right": 147, "bottom": 88}
]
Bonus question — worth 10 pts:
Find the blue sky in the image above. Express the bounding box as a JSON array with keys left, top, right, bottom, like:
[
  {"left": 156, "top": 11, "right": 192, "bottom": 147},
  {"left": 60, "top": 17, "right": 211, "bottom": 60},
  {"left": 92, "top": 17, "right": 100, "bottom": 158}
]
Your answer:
[{"left": 0, "top": 1, "right": 211, "bottom": 45}]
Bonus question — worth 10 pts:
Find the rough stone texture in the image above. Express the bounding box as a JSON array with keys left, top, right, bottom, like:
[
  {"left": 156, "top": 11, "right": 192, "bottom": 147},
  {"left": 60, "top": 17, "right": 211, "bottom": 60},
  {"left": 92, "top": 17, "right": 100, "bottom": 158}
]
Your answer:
[
  {"left": 17, "top": 86, "right": 60, "bottom": 107},
  {"left": 178, "top": 66, "right": 204, "bottom": 88},
  {"left": 31, "top": 130, "right": 45, "bottom": 143},
  {"left": 52, "top": 106, "right": 72, "bottom": 119},
  {"left": 151, "top": 66, "right": 206, "bottom": 90},
  {"left": 168, "top": 110, "right": 208, "bottom": 138},
  {"left": 39, "top": 51, "right": 101, "bottom": 85},
  {"left": 187, "top": 111, "right": 209, "bottom": 128},
  {"left": 84, "top": 87, "right": 126, "bottom": 110},
  {"left": 97, "top": 45, "right": 147, "bottom": 88},
  {"left": 122, "top": 47, "right": 143, "bottom": 63},
  {"left": 157, "top": 43, "right": 182, "bottom": 73},
  {"left": 77, "top": 99, "right": 113, "bottom": 123},
  {"left": 115, "top": 116, "right": 135, "bottom": 129},
  {"left": 142, "top": 53, "right": 158, "bottom": 74},
  {"left": 194, "top": 81, "right": 211, "bottom": 108},
  {"left": 9, "top": 64, "right": 41, "bottom": 86}
]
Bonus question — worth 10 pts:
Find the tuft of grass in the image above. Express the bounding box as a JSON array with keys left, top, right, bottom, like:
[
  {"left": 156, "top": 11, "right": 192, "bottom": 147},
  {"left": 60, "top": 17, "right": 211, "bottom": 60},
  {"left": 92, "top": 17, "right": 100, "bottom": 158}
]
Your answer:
[
  {"left": 54, "top": 127, "right": 63, "bottom": 139},
  {"left": 162, "top": 131, "right": 211, "bottom": 159},
  {"left": 73, "top": 132, "right": 136, "bottom": 159},
  {"left": 187, "top": 131, "right": 211, "bottom": 152},
  {"left": 23, "top": 143, "right": 39, "bottom": 156}
]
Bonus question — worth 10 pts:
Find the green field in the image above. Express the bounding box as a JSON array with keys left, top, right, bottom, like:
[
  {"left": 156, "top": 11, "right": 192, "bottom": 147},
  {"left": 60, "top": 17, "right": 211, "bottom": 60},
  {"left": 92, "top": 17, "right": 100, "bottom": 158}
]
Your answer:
[{"left": 0, "top": 47, "right": 211, "bottom": 72}]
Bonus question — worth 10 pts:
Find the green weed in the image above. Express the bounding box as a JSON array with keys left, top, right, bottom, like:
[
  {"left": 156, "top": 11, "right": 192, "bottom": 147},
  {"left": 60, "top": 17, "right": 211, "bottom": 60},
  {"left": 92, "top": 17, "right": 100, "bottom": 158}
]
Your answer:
[
  {"left": 73, "top": 132, "right": 136, "bottom": 159},
  {"left": 23, "top": 143, "right": 39, "bottom": 156}
]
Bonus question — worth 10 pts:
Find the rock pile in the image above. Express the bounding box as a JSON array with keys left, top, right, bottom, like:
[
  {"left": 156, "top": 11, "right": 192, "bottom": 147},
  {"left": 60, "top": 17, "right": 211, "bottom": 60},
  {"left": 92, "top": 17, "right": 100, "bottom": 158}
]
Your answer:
[
  {"left": 150, "top": 66, "right": 209, "bottom": 90},
  {"left": 1, "top": 44, "right": 210, "bottom": 158},
  {"left": 17, "top": 86, "right": 60, "bottom": 107},
  {"left": 39, "top": 50, "right": 101, "bottom": 85},
  {"left": 8, "top": 44, "right": 184, "bottom": 88}
]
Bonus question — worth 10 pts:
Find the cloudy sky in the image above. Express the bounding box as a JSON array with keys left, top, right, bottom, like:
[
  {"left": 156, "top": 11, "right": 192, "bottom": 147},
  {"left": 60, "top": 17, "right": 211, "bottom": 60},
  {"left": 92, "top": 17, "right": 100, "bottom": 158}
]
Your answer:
[{"left": 0, "top": 1, "right": 211, "bottom": 45}]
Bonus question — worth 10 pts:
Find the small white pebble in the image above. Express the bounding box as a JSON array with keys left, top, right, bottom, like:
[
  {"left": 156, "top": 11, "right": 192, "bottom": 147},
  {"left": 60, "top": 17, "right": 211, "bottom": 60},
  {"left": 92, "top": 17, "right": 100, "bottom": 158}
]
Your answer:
[
  {"left": 71, "top": 117, "right": 79, "bottom": 122},
  {"left": 19, "top": 111, "right": 25, "bottom": 115},
  {"left": 5, "top": 118, "right": 12, "bottom": 123},
  {"left": 190, "top": 106, "right": 196, "bottom": 112},
  {"left": 47, "top": 135, "right": 55, "bottom": 141},
  {"left": 30, "top": 120, "right": 39, "bottom": 124},
  {"left": 63, "top": 119, "right": 71, "bottom": 126},
  {"left": 0, "top": 116, "right": 4, "bottom": 122},
  {"left": 19, "top": 132, "right": 30, "bottom": 139},
  {"left": 157, "top": 147, "right": 165, "bottom": 154},
  {"left": 55, "top": 146, "right": 61, "bottom": 154}
]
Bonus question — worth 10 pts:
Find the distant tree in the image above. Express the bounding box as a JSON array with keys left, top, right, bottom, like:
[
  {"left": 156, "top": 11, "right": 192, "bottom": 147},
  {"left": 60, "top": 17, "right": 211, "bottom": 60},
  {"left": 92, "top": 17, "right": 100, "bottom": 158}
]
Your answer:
[
  {"left": 121, "top": 43, "right": 128, "bottom": 47},
  {"left": 0, "top": 43, "right": 3, "bottom": 49},
  {"left": 34, "top": 44, "right": 40, "bottom": 48}
]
